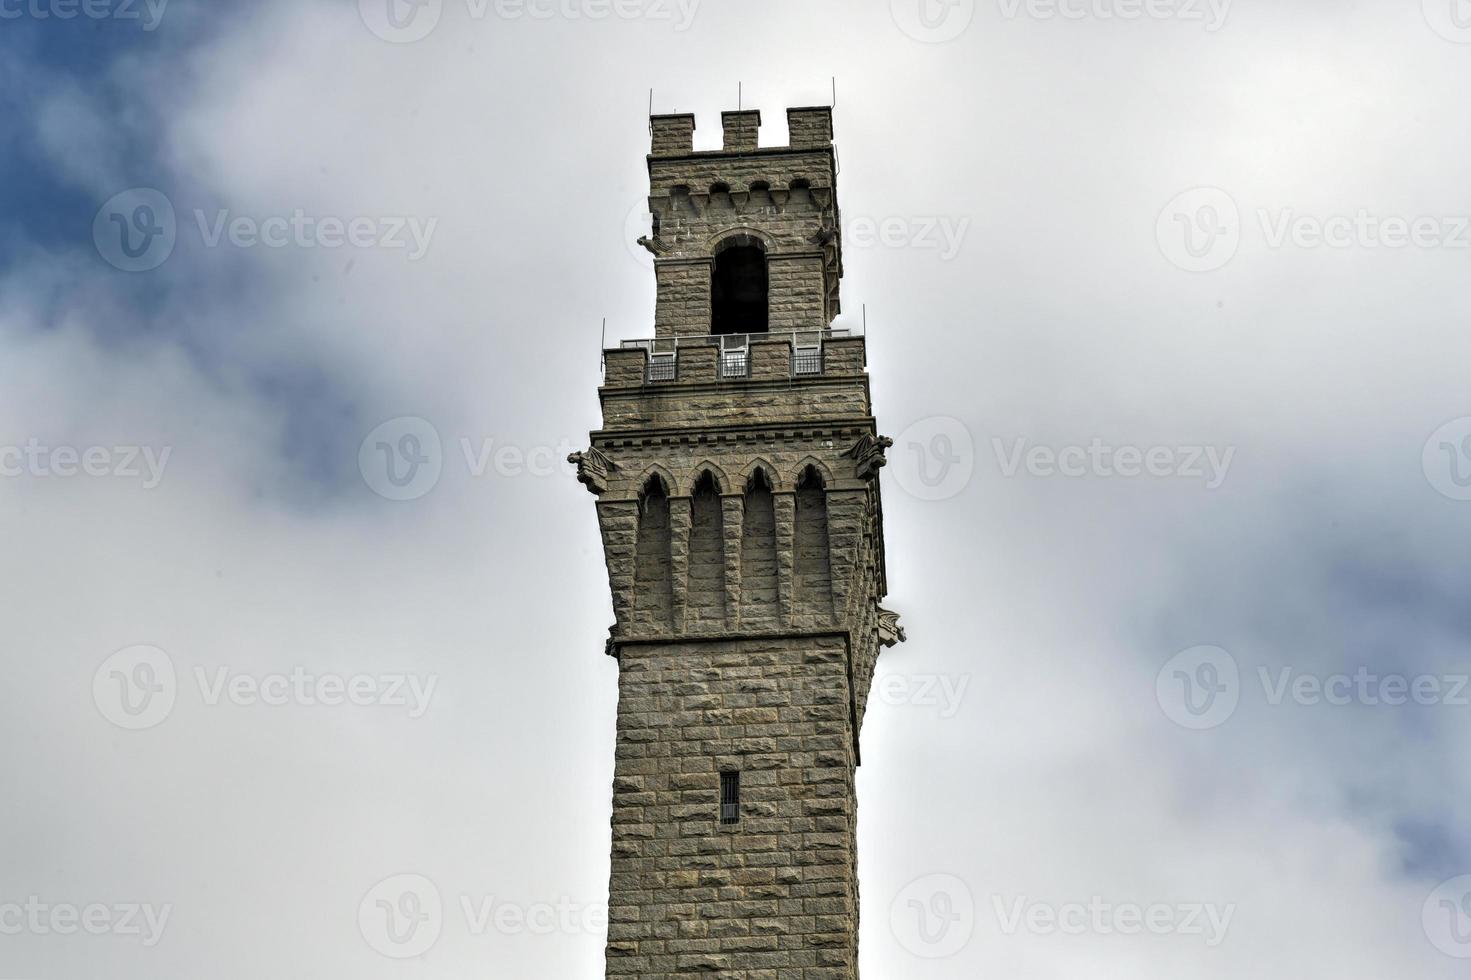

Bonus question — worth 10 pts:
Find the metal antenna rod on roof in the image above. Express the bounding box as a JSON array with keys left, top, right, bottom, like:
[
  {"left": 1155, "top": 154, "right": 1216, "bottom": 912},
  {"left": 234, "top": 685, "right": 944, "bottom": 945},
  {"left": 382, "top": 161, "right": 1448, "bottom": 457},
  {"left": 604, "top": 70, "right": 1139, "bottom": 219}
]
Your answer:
[
  {"left": 738, "top": 81, "right": 742, "bottom": 110},
  {"left": 862, "top": 303, "right": 867, "bottom": 336},
  {"left": 600, "top": 317, "right": 607, "bottom": 377},
  {"left": 647, "top": 89, "right": 654, "bottom": 135},
  {"left": 831, "top": 76, "right": 837, "bottom": 108}
]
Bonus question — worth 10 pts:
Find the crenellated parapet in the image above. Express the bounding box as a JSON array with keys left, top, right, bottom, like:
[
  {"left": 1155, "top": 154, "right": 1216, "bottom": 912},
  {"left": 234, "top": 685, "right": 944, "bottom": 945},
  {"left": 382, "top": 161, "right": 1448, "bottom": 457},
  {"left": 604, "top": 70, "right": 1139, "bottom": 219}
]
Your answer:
[{"left": 643, "top": 107, "right": 842, "bottom": 337}]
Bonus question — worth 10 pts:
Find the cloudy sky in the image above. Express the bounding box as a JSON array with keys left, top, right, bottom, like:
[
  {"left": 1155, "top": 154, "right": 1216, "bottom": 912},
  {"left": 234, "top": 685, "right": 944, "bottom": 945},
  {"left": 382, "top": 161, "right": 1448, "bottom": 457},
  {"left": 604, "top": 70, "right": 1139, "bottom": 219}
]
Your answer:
[{"left": 4, "top": 0, "right": 1471, "bottom": 976}]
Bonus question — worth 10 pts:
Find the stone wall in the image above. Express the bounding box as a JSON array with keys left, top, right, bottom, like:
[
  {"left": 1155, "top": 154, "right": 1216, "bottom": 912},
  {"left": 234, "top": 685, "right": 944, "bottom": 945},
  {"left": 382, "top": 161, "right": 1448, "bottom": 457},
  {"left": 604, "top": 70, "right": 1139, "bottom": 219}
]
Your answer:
[{"left": 606, "top": 633, "right": 860, "bottom": 979}]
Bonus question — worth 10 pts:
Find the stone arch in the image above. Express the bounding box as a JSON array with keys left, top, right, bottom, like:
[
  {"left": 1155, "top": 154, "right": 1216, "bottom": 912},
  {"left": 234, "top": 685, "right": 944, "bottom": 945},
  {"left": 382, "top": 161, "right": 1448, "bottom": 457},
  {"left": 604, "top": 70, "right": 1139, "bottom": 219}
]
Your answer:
[
  {"left": 684, "top": 460, "right": 732, "bottom": 496},
  {"left": 633, "top": 464, "right": 677, "bottom": 502},
  {"left": 710, "top": 233, "right": 769, "bottom": 335},
  {"left": 788, "top": 456, "right": 835, "bottom": 491},
  {"left": 739, "top": 458, "right": 779, "bottom": 621},
  {"left": 686, "top": 469, "right": 727, "bottom": 628},
  {"left": 633, "top": 469, "right": 674, "bottom": 628},
  {"left": 704, "top": 227, "right": 775, "bottom": 255},
  {"left": 739, "top": 457, "right": 778, "bottom": 492}
]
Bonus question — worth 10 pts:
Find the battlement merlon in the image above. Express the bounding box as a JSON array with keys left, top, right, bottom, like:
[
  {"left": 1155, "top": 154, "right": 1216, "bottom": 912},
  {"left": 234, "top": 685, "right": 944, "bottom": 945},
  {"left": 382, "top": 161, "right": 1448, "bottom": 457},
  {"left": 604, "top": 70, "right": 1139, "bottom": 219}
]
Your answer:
[
  {"left": 648, "top": 105, "right": 834, "bottom": 158},
  {"left": 646, "top": 106, "right": 837, "bottom": 196}
]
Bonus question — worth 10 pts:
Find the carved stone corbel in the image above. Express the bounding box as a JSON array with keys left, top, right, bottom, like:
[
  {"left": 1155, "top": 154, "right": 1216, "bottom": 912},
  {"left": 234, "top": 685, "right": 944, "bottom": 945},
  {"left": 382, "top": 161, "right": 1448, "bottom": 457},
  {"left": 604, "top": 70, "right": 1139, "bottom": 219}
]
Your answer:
[
  {"left": 843, "top": 433, "right": 893, "bottom": 481},
  {"left": 568, "top": 447, "right": 617, "bottom": 495},
  {"left": 876, "top": 607, "right": 906, "bottom": 647}
]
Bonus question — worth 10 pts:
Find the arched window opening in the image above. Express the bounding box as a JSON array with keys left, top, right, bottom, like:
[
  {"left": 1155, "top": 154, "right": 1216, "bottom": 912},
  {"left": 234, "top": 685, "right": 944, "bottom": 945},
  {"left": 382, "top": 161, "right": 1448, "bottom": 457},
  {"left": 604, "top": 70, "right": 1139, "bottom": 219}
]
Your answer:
[
  {"left": 794, "top": 465, "right": 833, "bottom": 619},
  {"left": 634, "top": 475, "right": 673, "bottom": 627},
  {"left": 688, "top": 471, "right": 726, "bottom": 627},
  {"left": 711, "top": 238, "right": 768, "bottom": 335},
  {"left": 740, "top": 468, "right": 778, "bottom": 620}
]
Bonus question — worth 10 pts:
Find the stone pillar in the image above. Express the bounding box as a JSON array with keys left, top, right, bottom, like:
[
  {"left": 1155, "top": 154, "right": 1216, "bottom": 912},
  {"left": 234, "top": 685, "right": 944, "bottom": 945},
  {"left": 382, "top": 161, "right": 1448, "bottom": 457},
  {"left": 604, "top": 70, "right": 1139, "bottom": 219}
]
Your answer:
[
  {"left": 668, "top": 495, "right": 692, "bottom": 632},
  {"left": 773, "top": 490, "right": 796, "bottom": 627},
  {"left": 721, "top": 493, "right": 744, "bottom": 630}
]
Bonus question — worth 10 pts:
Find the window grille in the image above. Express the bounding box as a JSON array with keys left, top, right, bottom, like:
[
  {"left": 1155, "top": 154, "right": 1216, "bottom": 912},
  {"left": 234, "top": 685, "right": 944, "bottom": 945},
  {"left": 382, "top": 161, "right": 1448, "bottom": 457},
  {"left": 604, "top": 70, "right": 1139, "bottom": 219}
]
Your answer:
[
  {"left": 647, "top": 353, "right": 676, "bottom": 382},
  {"left": 719, "top": 350, "right": 748, "bottom": 378},
  {"left": 719, "top": 770, "right": 740, "bottom": 825},
  {"left": 793, "top": 346, "right": 822, "bottom": 375}
]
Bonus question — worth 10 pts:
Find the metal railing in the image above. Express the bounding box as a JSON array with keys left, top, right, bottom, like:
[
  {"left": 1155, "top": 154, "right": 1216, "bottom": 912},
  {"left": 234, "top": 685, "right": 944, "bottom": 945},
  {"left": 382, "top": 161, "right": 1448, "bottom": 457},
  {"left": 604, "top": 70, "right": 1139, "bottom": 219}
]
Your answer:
[
  {"left": 619, "top": 329, "right": 848, "bottom": 382},
  {"left": 646, "top": 353, "right": 676, "bottom": 381},
  {"left": 792, "top": 347, "right": 822, "bottom": 375}
]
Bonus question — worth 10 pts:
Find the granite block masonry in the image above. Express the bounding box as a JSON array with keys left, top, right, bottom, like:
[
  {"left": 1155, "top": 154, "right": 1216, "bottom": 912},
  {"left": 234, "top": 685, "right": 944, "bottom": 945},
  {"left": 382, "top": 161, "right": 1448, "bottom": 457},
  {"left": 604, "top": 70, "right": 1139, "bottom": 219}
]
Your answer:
[{"left": 571, "top": 104, "right": 904, "bottom": 979}]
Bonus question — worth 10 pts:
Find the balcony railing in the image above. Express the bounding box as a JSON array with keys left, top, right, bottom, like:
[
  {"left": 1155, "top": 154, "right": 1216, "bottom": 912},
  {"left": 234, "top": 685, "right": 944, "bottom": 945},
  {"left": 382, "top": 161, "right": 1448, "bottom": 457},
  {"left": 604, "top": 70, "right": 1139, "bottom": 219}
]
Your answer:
[{"left": 618, "top": 328, "right": 849, "bottom": 383}]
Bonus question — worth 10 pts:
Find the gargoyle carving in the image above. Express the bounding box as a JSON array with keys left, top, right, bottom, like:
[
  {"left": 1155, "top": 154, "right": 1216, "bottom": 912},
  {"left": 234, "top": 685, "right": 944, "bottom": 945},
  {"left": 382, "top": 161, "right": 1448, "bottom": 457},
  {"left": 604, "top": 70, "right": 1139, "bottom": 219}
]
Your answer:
[
  {"left": 636, "top": 235, "right": 670, "bottom": 256},
  {"left": 877, "top": 607, "right": 906, "bottom": 648},
  {"left": 568, "top": 446, "right": 617, "bottom": 495},
  {"left": 843, "top": 433, "right": 893, "bottom": 481}
]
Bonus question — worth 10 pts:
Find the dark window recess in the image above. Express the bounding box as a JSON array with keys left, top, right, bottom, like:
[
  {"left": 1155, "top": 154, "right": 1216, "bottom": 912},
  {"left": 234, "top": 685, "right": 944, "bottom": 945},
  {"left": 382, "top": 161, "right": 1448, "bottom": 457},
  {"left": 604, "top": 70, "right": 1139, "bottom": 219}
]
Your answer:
[
  {"left": 711, "top": 245, "right": 768, "bottom": 335},
  {"left": 719, "top": 771, "right": 741, "bottom": 825}
]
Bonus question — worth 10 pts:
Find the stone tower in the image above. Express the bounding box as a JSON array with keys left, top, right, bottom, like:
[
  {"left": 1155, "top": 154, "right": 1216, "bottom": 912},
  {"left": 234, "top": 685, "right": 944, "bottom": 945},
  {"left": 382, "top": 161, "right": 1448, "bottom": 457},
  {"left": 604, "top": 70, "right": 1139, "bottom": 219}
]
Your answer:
[{"left": 570, "top": 104, "right": 903, "bottom": 979}]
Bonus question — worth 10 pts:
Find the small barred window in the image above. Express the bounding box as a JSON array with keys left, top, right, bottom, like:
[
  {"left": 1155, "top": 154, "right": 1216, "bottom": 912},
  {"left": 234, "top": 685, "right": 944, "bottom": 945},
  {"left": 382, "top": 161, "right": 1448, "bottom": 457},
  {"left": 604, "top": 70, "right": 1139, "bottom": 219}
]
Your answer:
[{"left": 719, "top": 771, "right": 740, "bottom": 825}]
